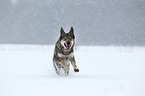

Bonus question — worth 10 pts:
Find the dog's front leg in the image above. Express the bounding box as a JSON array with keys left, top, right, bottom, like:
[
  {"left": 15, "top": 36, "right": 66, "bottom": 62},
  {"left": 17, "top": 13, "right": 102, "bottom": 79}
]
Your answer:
[
  {"left": 70, "top": 57, "right": 79, "bottom": 72},
  {"left": 58, "top": 60, "right": 69, "bottom": 74}
]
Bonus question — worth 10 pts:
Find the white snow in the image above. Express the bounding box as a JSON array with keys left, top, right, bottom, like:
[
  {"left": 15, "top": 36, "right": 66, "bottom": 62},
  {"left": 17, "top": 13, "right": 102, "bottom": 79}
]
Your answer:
[{"left": 0, "top": 44, "right": 145, "bottom": 96}]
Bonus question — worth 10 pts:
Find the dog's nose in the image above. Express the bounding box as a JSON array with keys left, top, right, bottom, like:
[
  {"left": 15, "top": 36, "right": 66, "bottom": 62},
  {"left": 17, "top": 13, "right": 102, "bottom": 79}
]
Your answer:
[{"left": 67, "top": 41, "right": 70, "bottom": 45}]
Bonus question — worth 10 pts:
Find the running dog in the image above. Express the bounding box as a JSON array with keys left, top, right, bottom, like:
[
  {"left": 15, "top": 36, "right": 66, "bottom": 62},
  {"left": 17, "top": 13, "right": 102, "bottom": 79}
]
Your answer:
[{"left": 53, "top": 27, "right": 79, "bottom": 75}]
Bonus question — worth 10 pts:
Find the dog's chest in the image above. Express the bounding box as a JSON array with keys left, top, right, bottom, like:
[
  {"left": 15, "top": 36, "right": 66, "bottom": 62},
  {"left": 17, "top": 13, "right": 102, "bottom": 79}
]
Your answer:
[
  {"left": 57, "top": 52, "right": 74, "bottom": 65},
  {"left": 57, "top": 52, "right": 74, "bottom": 58}
]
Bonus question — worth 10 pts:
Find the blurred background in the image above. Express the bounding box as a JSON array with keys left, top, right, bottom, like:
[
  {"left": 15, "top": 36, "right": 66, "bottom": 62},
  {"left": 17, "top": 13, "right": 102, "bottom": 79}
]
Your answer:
[
  {"left": 1, "top": 1, "right": 145, "bottom": 96},
  {"left": 0, "top": 0, "right": 145, "bottom": 46}
]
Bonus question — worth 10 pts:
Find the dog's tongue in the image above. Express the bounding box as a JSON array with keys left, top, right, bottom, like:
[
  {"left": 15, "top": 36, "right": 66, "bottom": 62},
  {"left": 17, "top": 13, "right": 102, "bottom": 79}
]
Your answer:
[{"left": 66, "top": 45, "right": 70, "bottom": 49}]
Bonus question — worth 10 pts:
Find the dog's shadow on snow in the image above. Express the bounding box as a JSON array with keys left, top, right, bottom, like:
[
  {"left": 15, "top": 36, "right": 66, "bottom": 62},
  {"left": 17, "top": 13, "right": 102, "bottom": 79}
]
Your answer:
[{"left": 33, "top": 74, "right": 99, "bottom": 79}]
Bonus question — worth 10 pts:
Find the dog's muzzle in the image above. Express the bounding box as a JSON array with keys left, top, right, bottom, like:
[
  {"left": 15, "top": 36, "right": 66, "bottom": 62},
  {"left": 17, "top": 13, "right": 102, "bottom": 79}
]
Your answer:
[{"left": 64, "top": 41, "right": 71, "bottom": 49}]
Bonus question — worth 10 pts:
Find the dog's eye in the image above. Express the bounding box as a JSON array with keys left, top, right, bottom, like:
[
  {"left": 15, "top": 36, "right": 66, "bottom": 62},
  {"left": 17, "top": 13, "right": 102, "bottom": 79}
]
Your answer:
[
  {"left": 68, "top": 38, "right": 72, "bottom": 40},
  {"left": 64, "top": 38, "right": 67, "bottom": 40}
]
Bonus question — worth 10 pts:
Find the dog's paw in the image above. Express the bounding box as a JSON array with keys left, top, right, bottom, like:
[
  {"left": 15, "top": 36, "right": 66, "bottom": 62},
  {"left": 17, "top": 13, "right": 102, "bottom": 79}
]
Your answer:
[{"left": 74, "top": 68, "right": 79, "bottom": 72}]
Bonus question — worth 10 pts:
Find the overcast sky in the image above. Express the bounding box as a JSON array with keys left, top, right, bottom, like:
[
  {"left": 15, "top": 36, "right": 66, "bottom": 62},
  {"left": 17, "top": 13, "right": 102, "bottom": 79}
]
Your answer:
[{"left": 0, "top": 0, "right": 145, "bottom": 46}]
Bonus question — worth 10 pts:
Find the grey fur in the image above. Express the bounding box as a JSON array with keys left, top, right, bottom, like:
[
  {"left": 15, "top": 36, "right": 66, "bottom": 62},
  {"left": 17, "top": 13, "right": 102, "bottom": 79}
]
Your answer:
[{"left": 53, "top": 27, "right": 79, "bottom": 75}]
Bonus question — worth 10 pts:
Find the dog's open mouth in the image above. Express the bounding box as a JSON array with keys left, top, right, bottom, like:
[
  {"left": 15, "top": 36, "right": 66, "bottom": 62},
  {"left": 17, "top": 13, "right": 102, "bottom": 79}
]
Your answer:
[{"left": 64, "top": 43, "right": 71, "bottom": 49}]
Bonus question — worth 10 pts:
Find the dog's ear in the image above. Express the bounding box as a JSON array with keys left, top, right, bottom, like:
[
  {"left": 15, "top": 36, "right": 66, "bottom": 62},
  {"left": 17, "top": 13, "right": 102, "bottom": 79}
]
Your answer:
[
  {"left": 69, "top": 27, "right": 74, "bottom": 34},
  {"left": 60, "top": 27, "right": 65, "bottom": 36}
]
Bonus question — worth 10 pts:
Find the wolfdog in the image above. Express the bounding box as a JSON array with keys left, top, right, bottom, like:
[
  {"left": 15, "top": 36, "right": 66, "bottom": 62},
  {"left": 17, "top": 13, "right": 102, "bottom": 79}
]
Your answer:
[{"left": 53, "top": 27, "right": 79, "bottom": 75}]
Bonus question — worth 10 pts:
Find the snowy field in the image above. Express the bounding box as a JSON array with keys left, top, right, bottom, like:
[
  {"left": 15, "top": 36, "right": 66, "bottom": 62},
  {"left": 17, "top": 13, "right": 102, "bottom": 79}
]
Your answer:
[{"left": 0, "top": 44, "right": 145, "bottom": 96}]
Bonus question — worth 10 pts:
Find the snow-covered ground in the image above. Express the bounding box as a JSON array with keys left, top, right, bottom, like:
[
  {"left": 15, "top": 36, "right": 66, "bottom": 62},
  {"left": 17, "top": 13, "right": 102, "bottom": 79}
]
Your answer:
[{"left": 0, "top": 44, "right": 145, "bottom": 96}]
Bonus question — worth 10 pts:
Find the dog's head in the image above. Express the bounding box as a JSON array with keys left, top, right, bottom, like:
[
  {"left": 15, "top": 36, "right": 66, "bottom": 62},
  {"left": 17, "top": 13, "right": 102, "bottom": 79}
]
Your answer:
[{"left": 59, "top": 27, "right": 75, "bottom": 50}]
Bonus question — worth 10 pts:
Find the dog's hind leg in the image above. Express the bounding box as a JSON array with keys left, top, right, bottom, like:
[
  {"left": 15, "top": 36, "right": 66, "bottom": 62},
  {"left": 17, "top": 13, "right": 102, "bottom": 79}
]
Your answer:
[{"left": 53, "top": 59, "right": 61, "bottom": 75}]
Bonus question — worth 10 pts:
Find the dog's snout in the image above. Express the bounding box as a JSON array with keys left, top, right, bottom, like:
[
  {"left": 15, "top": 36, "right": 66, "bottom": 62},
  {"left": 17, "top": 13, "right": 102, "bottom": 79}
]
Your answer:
[{"left": 67, "top": 41, "right": 70, "bottom": 45}]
